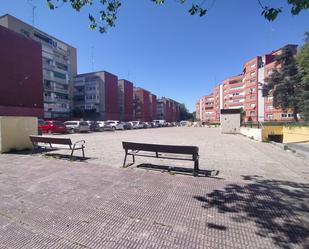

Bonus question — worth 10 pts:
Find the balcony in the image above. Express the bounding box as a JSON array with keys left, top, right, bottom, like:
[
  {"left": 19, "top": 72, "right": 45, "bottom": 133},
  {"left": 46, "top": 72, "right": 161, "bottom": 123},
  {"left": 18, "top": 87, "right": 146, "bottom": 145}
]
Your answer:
[{"left": 44, "top": 96, "right": 54, "bottom": 103}]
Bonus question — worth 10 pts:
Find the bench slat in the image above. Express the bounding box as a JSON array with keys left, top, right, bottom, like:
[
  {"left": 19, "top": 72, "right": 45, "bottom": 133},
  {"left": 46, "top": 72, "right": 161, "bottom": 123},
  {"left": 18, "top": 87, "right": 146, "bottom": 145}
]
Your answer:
[
  {"left": 122, "top": 142, "right": 198, "bottom": 155},
  {"left": 30, "top": 136, "right": 72, "bottom": 145}
]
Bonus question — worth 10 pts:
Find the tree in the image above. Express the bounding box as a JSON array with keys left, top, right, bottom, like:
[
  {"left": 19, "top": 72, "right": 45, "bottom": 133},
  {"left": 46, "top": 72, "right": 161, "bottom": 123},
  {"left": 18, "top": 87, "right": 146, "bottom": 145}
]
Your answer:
[
  {"left": 296, "top": 32, "right": 309, "bottom": 121},
  {"left": 179, "top": 103, "right": 193, "bottom": 121},
  {"left": 45, "top": 0, "right": 309, "bottom": 33},
  {"left": 262, "top": 45, "right": 302, "bottom": 121}
]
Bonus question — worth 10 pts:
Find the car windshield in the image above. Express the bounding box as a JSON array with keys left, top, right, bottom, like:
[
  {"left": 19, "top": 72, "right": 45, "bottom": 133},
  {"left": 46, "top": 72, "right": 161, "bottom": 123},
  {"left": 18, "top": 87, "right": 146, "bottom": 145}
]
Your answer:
[{"left": 79, "top": 122, "right": 88, "bottom": 126}]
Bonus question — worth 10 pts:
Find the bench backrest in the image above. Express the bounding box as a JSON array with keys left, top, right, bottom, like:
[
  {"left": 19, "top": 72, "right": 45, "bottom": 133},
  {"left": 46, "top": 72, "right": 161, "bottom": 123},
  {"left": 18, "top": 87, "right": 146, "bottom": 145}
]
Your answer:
[
  {"left": 30, "top": 135, "right": 72, "bottom": 145},
  {"left": 122, "top": 142, "right": 199, "bottom": 155}
]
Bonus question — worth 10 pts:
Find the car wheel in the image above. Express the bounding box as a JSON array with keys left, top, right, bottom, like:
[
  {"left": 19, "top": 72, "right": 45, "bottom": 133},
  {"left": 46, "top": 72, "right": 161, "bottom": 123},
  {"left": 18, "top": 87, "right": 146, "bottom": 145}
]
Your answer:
[
  {"left": 112, "top": 126, "right": 116, "bottom": 131},
  {"left": 48, "top": 130, "right": 52, "bottom": 135},
  {"left": 69, "top": 128, "right": 75, "bottom": 134}
]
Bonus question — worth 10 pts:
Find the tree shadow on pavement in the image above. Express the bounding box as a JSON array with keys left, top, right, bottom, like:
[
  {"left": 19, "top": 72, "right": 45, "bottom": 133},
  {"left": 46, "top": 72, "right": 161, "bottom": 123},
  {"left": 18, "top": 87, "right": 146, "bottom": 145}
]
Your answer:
[{"left": 194, "top": 175, "right": 309, "bottom": 249}]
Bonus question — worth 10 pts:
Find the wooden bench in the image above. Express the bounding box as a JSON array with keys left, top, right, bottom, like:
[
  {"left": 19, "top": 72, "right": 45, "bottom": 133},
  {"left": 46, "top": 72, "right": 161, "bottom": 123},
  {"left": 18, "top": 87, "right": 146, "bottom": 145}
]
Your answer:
[
  {"left": 29, "top": 135, "right": 85, "bottom": 160},
  {"left": 122, "top": 141, "right": 200, "bottom": 176}
]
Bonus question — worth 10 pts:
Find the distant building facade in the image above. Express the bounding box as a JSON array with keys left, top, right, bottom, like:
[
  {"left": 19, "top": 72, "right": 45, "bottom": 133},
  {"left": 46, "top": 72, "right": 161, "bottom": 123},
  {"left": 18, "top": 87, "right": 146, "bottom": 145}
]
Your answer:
[
  {"left": 118, "top": 79, "right": 133, "bottom": 121},
  {"left": 156, "top": 97, "right": 180, "bottom": 122},
  {"left": 149, "top": 94, "right": 157, "bottom": 121},
  {"left": 196, "top": 45, "right": 298, "bottom": 123},
  {"left": 0, "top": 14, "right": 77, "bottom": 119},
  {"left": 73, "top": 71, "right": 119, "bottom": 120},
  {"left": 0, "top": 25, "right": 43, "bottom": 117},
  {"left": 133, "top": 87, "right": 150, "bottom": 121}
]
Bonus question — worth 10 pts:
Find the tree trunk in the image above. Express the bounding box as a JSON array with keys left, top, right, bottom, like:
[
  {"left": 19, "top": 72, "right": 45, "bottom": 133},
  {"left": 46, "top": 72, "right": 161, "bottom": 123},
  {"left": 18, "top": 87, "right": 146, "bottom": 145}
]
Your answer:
[{"left": 293, "top": 108, "right": 298, "bottom": 122}]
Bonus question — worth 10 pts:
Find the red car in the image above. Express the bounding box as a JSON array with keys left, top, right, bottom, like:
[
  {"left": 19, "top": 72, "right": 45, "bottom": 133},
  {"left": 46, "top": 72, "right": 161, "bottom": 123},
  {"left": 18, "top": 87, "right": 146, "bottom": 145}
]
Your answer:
[{"left": 38, "top": 120, "right": 67, "bottom": 134}]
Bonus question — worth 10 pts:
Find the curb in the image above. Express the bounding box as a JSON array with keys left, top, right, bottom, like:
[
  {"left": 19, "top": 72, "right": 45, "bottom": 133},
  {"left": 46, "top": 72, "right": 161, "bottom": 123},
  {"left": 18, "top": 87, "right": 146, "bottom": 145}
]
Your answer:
[{"left": 270, "top": 141, "right": 308, "bottom": 159}]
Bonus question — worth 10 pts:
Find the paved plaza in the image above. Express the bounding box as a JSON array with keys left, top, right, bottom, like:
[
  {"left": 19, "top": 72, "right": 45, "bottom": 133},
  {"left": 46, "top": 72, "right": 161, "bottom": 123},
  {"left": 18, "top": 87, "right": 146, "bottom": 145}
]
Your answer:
[{"left": 0, "top": 127, "right": 308, "bottom": 248}]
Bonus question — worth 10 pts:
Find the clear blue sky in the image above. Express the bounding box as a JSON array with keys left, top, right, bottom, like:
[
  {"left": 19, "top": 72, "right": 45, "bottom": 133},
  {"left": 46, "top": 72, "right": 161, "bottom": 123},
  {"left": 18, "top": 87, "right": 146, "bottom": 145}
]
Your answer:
[{"left": 1, "top": 0, "right": 308, "bottom": 111}]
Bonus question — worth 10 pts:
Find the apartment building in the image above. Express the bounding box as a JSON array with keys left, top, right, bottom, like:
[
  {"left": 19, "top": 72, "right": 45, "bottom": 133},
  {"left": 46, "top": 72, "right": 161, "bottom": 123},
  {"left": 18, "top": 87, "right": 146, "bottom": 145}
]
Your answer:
[
  {"left": 149, "top": 94, "right": 157, "bottom": 121},
  {"left": 73, "top": 71, "right": 119, "bottom": 120},
  {"left": 133, "top": 87, "right": 151, "bottom": 121},
  {"left": 0, "top": 25, "right": 43, "bottom": 117},
  {"left": 196, "top": 45, "right": 298, "bottom": 123},
  {"left": 258, "top": 45, "right": 298, "bottom": 121},
  {"left": 213, "top": 85, "right": 221, "bottom": 122},
  {"left": 243, "top": 57, "right": 260, "bottom": 122},
  {"left": 0, "top": 14, "right": 77, "bottom": 119},
  {"left": 196, "top": 94, "right": 216, "bottom": 122},
  {"left": 118, "top": 79, "right": 133, "bottom": 121},
  {"left": 156, "top": 97, "right": 180, "bottom": 122},
  {"left": 222, "top": 75, "right": 245, "bottom": 110}
]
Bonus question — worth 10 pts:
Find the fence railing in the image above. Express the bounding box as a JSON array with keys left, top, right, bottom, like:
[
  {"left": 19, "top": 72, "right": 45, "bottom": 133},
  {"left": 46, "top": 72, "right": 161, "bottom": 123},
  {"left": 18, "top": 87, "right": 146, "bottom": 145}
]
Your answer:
[{"left": 242, "top": 121, "right": 309, "bottom": 128}]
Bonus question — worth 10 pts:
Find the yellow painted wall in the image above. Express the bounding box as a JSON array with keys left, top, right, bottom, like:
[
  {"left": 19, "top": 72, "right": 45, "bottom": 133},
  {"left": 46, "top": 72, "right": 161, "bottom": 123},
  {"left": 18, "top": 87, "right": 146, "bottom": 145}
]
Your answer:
[
  {"left": 261, "top": 126, "right": 283, "bottom": 142},
  {"left": 283, "top": 126, "right": 309, "bottom": 143},
  {"left": 0, "top": 117, "right": 38, "bottom": 153}
]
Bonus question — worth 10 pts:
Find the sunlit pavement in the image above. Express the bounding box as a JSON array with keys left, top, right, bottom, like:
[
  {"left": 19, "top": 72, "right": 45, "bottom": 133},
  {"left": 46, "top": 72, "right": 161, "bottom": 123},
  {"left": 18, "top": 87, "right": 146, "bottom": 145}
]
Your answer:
[{"left": 0, "top": 127, "right": 308, "bottom": 248}]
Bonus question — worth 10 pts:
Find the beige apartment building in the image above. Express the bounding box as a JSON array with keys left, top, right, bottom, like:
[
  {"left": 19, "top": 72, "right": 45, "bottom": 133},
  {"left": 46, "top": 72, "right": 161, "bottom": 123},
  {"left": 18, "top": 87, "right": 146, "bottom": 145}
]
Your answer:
[{"left": 0, "top": 14, "right": 77, "bottom": 119}]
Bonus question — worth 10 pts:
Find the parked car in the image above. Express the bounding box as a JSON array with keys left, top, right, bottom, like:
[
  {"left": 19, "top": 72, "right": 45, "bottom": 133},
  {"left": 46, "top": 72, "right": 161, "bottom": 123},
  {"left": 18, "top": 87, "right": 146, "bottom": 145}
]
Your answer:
[
  {"left": 97, "top": 121, "right": 116, "bottom": 131},
  {"left": 124, "top": 122, "right": 133, "bottom": 130},
  {"left": 143, "top": 122, "right": 152, "bottom": 128},
  {"left": 107, "top": 120, "right": 125, "bottom": 130},
  {"left": 64, "top": 121, "right": 90, "bottom": 133},
  {"left": 86, "top": 121, "right": 101, "bottom": 132},
  {"left": 151, "top": 121, "right": 158, "bottom": 128},
  {"left": 129, "top": 121, "right": 139, "bottom": 129},
  {"left": 38, "top": 120, "right": 67, "bottom": 134},
  {"left": 153, "top": 120, "right": 166, "bottom": 127}
]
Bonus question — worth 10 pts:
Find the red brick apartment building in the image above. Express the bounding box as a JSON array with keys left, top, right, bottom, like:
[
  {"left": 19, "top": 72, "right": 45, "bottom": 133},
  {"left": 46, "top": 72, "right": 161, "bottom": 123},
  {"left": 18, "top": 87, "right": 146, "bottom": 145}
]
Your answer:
[
  {"left": 149, "top": 94, "right": 157, "bottom": 121},
  {"left": 260, "top": 45, "right": 297, "bottom": 121},
  {"left": 118, "top": 79, "right": 133, "bottom": 121},
  {"left": 134, "top": 87, "right": 151, "bottom": 121},
  {"left": 196, "top": 44, "right": 298, "bottom": 123},
  {"left": 196, "top": 94, "right": 216, "bottom": 122},
  {"left": 243, "top": 57, "right": 259, "bottom": 122},
  {"left": 73, "top": 71, "right": 120, "bottom": 120},
  {"left": 222, "top": 75, "right": 244, "bottom": 110},
  {"left": 213, "top": 85, "right": 221, "bottom": 122},
  {"left": 0, "top": 25, "right": 44, "bottom": 117},
  {"left": 157, "top": 98, "right": 180, "bottom": 122}
]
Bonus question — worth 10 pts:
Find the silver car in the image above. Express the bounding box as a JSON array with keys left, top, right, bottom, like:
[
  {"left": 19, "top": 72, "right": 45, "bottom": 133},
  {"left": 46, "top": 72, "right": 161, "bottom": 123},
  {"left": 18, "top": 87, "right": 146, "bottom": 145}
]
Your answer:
[{"left": 64, "top": 121, "right": 90, "bottom": 133}]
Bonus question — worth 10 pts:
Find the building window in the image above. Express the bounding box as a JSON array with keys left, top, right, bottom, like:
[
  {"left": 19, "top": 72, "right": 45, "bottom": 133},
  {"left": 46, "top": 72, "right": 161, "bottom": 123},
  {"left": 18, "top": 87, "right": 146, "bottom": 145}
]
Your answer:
[
  {"left": 267, "top": 114, "right": 273, "bottom": 120},
  {"left": 250, "top": 111, "right": 255, "bottom": 115},
  {"left": 250, "top": 95, "right": 256, "bottom": 99},
  {"left": 250, "top": 64, "right": 256, "bottom": 68},
  {"left": 250, "top": 72, "right": 256, "bottom": 76},
  {"left": 53, "top": 71, "right": 66, "bottom": 79},
  {"left": 55, "top": 62, "right": 68, "bottom": 71},
  {"left": 281, "top": 113, "right": 287, "bottom": 118},
  {"left": 266, "top": 105, "right": 273, "bottom": 110}
]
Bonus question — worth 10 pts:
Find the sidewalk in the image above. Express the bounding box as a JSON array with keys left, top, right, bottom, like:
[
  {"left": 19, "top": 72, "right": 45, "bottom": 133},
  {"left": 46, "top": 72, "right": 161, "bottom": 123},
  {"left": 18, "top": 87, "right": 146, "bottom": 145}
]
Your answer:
[{"left": 0, "top": 154, "right": 308, "bottom": 249}]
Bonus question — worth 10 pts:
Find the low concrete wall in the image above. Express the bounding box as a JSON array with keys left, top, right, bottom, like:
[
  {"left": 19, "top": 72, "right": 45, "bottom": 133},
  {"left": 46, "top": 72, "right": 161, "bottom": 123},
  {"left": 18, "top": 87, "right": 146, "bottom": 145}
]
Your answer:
[
  {"left": 0, "top": 116, "right": 37, "bottom": 153},
  {"left": 283, "top": 127, "right": 309, "bottom": 143},
  {"left": 239, "top": 127, "right": 262, "bottom": 141}
]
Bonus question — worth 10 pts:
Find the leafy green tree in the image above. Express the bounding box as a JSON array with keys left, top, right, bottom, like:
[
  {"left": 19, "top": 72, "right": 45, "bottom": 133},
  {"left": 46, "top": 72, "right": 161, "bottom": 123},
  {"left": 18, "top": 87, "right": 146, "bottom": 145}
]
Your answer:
[
  {"left": 296, "top": 32, "right": 309, "bottom": 121},
  {"left": 262, "top": 45, "right": 302, "bottom": 121},
  {"left": 45, "top": 0, "right": 309, "bottom": 33}
]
